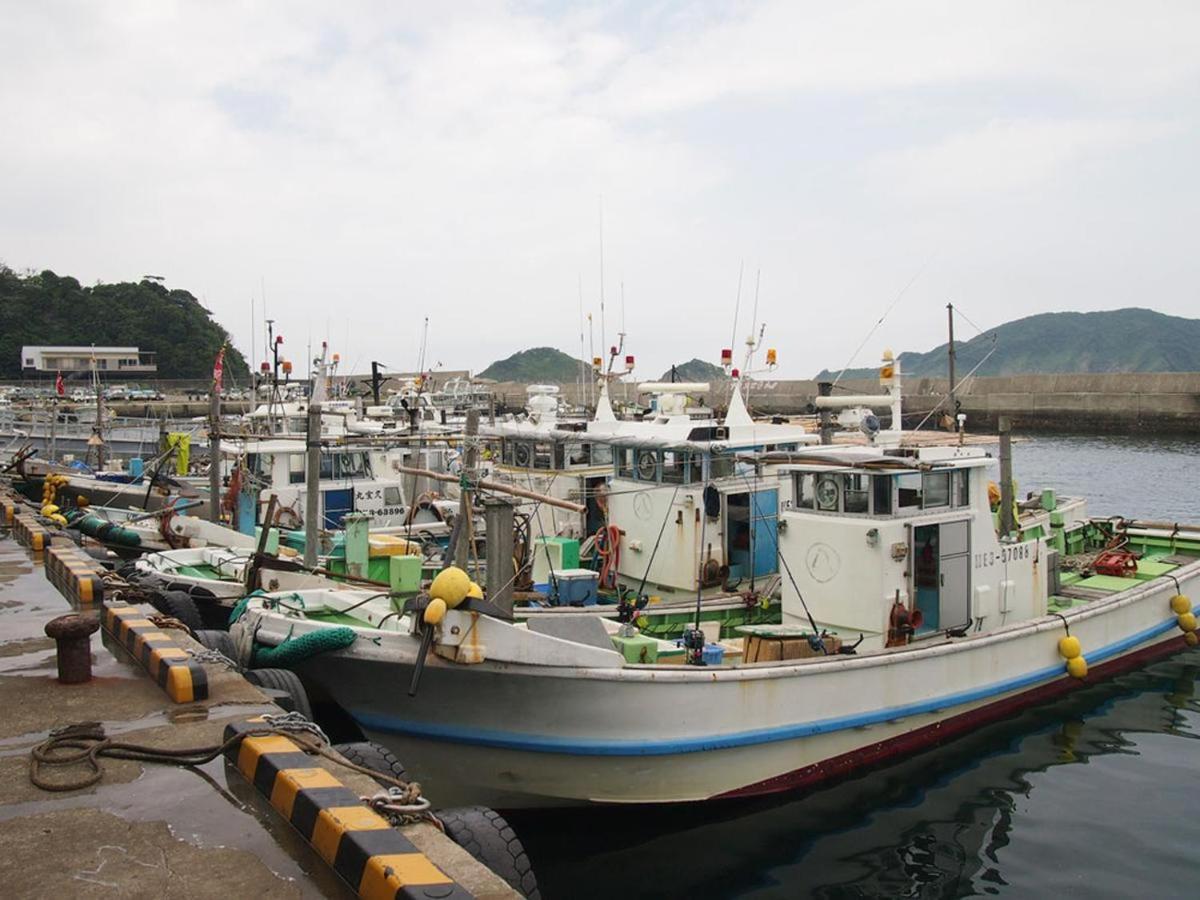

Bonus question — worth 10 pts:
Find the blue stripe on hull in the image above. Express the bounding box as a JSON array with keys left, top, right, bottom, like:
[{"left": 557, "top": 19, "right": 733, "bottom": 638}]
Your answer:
[{"left": 353, "top": 611, "right": 1192, "bottom": 757}]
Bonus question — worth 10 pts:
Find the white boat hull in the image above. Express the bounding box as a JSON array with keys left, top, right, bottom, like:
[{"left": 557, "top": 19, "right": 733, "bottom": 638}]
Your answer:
[{"left": 250, "top": 560, "right": 1200, "bottom": 807}]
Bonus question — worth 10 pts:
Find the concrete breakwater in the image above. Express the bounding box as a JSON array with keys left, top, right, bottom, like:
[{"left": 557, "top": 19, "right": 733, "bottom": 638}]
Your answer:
[{"left": 490, "top": 372, "right": 1200, "bottom": 434}]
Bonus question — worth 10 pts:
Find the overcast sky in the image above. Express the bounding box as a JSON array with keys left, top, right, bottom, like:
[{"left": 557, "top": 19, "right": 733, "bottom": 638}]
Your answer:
[{"left": 3, "top": 2, "right": 1197, "bottom": 378}]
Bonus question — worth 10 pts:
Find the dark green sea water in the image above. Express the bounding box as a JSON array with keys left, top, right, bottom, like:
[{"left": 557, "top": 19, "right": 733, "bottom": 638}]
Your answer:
[{"left": 513, "top": 434, "right": 1200, "bottom": 900}]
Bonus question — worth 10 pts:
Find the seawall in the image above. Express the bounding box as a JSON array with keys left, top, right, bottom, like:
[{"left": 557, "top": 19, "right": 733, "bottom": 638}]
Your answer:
[{"left": 490, "top": 373, "right": 1200, "bottom": 434}]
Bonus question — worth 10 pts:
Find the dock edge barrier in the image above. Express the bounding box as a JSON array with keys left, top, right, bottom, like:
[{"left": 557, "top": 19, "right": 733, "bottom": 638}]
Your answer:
[
  {"left": 11, "top": 512, "right": 48, "bottom": 551},
  {"left": 101, "top": 605, "right": 209, "bottom": 703},
  {"left": 224, "top": 718, "right": 473, "bottom": 900},
  {"left": 44, "top": 542, "right": 105, "bottom": 605}
]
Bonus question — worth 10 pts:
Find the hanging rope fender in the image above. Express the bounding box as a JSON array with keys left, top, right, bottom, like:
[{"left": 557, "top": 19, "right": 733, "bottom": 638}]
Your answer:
[{"left": 28, "top": 720, "right": 431, "bottom": 825}]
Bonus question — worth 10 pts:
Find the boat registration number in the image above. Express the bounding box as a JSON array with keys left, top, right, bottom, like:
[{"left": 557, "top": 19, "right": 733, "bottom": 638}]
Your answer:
[{"left": 975, "top": 544, "right": 1031, "bottom": 568}]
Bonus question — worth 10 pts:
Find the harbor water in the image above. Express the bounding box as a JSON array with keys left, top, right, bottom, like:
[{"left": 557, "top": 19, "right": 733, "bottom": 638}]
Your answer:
[{"left": 512, "top": 433, "right": 1200, "bottom": 899}]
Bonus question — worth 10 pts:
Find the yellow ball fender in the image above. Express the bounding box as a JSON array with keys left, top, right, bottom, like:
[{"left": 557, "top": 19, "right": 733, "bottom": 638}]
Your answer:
[
  {"left": 1066, "top": 655, "right": 1088, "bottom": 679},
  {"left": 1177, "top": 612, "right": 1198, "bottom": 634},
  {"left": 41, "top": 504, "right": 60, "bottom": 517},
  {"left": 466, "top": 582, "right": 484, "bottom": 600},
  {"left": 430, "top": 566, "right": 471, "bottom": 608},
  {"left": 1057, "top": 635, "right": 1082, "bottom": 660},
  {"left": 1186, "top": 632, "right": 1199, "bottom": 648},
  {"left": 49, "top": 513, "right": 67, "bottom": 527},
  {"left": 423, "top": 597, "right": 447, "bottom": 626},
  {"left": 1170, "top": 594, "right": 1191, "bottom": 616}
]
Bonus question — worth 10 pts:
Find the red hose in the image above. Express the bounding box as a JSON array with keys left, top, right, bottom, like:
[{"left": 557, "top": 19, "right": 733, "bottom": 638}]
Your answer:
[{"left": 596, "top": 524, "right": 621, "bottom": 590}]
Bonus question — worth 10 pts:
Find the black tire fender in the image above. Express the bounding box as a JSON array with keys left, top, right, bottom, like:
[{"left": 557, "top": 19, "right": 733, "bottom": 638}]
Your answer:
[
  {"left": 332, "top": 741, "right": 406, "bottom": 786},
  {"left": 437, "top": 806, "right": 541, "bottom": 899},
  {"left": 193, "top": 629, "right": 238, "bottom": 661},
  {"left": 159, "top": 590, "right": 202, "bottom": 632},
  {"left": 243, "top": 667, "right": 313, "bottom": 720}
]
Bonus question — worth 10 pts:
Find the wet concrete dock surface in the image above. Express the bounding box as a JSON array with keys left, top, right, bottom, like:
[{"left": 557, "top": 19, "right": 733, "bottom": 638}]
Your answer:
[{"left": 0, "top": 534, "right": 516, "bottom": 898}]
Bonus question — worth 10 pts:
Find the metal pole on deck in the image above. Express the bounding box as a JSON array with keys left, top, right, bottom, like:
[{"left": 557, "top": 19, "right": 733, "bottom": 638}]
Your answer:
[
  {"left": 947, "top": 302, "right": 957, "bottom": 431},
  {"left": 485, "top": 499, "right": 515, "bottom": 616},
  {"left": 304, "top": 402, "right": 322, "bottom": 567},
  {"left": 817, "top": 381, "right": 833, "bottom": 445},
  {"left": 208, "top": 389, "right": 221, "bottom": 523},
  {"left": 999, "top": 416, "right": 1015, "bottom": 536},
  {"left": 455, "top": 409, "right": 480, "bottom": 574}
]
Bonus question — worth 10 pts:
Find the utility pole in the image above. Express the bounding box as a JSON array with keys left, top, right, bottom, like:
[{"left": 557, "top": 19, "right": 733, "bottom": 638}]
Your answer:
[
  {"left": 947, "top": 302, "right": 957, "bottom": 431},
  {"left": 817, "top": 381, "right": 833, "bottom": 445}
]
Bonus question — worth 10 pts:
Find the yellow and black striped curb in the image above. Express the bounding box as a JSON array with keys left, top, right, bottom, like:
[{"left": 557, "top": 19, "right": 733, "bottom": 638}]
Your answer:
[
  {"left": 224, "top": 719, "right": 473, "bottom": 900},
  {"left": 44, "top": 542, "right": 105, "bottom": 605},
  {"left": 102, "top": 605, "right": 208, "bottom": 703},
  {"left": 12, "top": 512, "right": 49, "bottom": 551}
]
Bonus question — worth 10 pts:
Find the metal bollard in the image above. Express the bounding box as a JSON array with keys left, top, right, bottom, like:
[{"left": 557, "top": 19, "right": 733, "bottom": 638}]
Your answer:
[{"left": 44, "top": 613, "right": 100, "bottom": 684}]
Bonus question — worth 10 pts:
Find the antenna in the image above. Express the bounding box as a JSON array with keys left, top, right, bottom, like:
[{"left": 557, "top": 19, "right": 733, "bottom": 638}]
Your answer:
[
  {"left": 417, "top": 317, "right": 430, "bottom": 376},
  {"left": 729, "top": 261, "right": 744, "bottom": 353},
  {"left": 598, "top": 198, "right": 606, "bottom": 365},
  {"left": 578, "top": 274, "right": 589, "bottom": 410}
]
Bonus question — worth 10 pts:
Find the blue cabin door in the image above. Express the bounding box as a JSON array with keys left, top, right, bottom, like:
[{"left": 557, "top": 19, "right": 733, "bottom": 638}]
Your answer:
[
  {"left": 750, "top": 488, "right": 778, "bottom": 578},
  {"left": 322, "top": 488, "right": 354, "bottom": 528}
]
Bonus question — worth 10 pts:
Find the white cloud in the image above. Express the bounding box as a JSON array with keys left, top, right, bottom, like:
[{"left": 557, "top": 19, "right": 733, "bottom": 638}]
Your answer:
[{"left": 1, "top": 1, "right": 1197, "bottom": 377}]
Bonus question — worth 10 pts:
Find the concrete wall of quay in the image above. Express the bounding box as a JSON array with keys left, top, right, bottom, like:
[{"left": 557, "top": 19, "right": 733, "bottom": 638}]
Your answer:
[{"left": 492, "top": 372, "right": 1200, "bottom": 434}]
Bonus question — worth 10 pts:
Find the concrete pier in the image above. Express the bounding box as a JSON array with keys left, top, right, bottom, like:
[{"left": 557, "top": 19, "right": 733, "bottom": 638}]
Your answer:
[{"left": 0, "top": 529, "right": 519, "bottom": 898}]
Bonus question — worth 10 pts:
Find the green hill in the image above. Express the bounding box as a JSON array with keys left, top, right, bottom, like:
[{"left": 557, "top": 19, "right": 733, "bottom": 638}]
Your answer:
[
  {"left": 815, "top": 308, "right": 1200, "bottom": 380},
  {"left": 660, "top": 358, "right": 728, "bottom": 382},
  {"left": 478, "top": 347, "right": 587, "bottom": 383},
  {"left": 0, "top": 267, "right": 249, "bottom": 380}
]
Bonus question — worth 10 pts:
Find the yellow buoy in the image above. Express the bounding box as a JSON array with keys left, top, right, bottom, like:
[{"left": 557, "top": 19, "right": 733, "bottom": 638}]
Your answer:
[
  {"left": 1186, "top": 632, "right": 1199, "bottom": 648},
  {"left": 467, "top": 582, "right": 483, "bottom": 600},
  {"left": 1171, "top": 594, "right": 1192, "bottom": 615},
  {"left": 41, "top": 503, "right": 59, "bottom": 516},
  {"left": 76, "top": 495, "right": 90, "bottom": 507},
  {"left": 1067, "top": 656, "right": 1088, "bottom": 679},
  {"left": 1058, "top": 635, "right": 1082, "bottom": 659},
  {"left": 423, "top": 597, "right": 447, "bottom": 625},
  {"left": 429, "top": 566, "right": 471, "bottom": 608},
  {"left": 1177, "top": 612, "right": 1197, "bottom": 633},
  {"left": 49, "top": 513, "right": 67, "bottom": 527}
]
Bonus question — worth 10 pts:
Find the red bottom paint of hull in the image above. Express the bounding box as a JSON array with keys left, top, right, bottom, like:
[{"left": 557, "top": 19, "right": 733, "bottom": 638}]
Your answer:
[{"left": 718, "top": 635, "right": 1193, "bottom": 800}]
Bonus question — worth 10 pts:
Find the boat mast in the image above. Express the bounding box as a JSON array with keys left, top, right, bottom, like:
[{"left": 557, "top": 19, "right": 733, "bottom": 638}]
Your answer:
[{"left": 947, "top": 302, "right": 957, "bottom": 430}]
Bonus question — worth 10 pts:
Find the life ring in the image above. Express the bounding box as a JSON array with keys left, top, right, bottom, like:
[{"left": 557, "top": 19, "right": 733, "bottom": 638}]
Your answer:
[
  {"left": 514, "top": 443, "right": 531, "bottom": 467},
  {"left": 274, "top": 503, "right": 303, "bottom": 531}
]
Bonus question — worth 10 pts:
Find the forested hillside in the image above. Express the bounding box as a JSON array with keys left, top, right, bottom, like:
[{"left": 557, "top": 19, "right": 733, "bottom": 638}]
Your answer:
[{"left": 0, "top": 267, "right": 248, "bottom": 380}]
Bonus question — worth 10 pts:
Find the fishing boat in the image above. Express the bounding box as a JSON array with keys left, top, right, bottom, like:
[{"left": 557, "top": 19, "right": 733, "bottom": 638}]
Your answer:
[{"left": 229, "top": 411, "right": 1200, "bottom": 808}]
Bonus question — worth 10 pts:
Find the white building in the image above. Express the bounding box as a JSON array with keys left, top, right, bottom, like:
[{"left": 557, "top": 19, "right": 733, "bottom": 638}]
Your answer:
[{"left": 20, "top": 346, "right": 157, "bottom": 374}]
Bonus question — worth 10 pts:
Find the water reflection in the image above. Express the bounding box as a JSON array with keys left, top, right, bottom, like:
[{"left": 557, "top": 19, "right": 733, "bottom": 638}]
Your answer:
[{"left": 514, "top": 659, "right": 1200, "bottom": 900}]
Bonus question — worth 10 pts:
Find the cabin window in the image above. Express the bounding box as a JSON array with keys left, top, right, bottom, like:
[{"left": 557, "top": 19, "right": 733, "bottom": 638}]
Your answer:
[
  {"left": 533, "top": 443, "right": 553, "bottom": 470},
  {"left": 501, "top": 440, "right": 515, "bottom": 465},
  {"left": 590, "top": 443, "right": 612, "bottom": 466},
  {"left": 636, "top": 449, "right": 660, "bottom": 482},
  {"left": 873, "top": 475, "right": 893, "bottom": 515},
  {"left": 897, "top": 473, "right": 922, "bottom": 509},
  {"left": 814, "top": 475, "right": 840, "bottom": 512},
  {"left": 707, "top": 454, "right": 734, "bottom": 480},
  {"left": 662, "top": 451, "right": 692, "bottom": 484},
  {"left": 564, "top": 442, "right": 588, "bottom": 467},
  {"left": 335, "top": 453, "right": 369, "bottom": 479},
  {"left": 922, "top": 472, "right": 950, "bottom": 508},
  {"left": 953, "top": 469, "right": 970, "bottom": 507},
  {"left": 384, "top": 486, "right": 402, "bottom": 506},
  {"left": 319, "top": 455, "right": 334, "bottom": 479},
  {"left": 616, "top": 448, "right": 635, "bottom": 478},
  {"left": 843, "top": 473, "right": 869, "bottom": 514},
  {"left": 289, "top": 454, "right": 305, "bottom": 484},
  {"left": 795, "top": 473, "right": 815, "bottom": 509}
]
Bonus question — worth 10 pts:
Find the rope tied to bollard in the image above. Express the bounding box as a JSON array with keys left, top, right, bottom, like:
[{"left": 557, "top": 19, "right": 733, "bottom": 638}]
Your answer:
[{"left": 28, "top": 719, "right": 433, "bottom": 826}]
